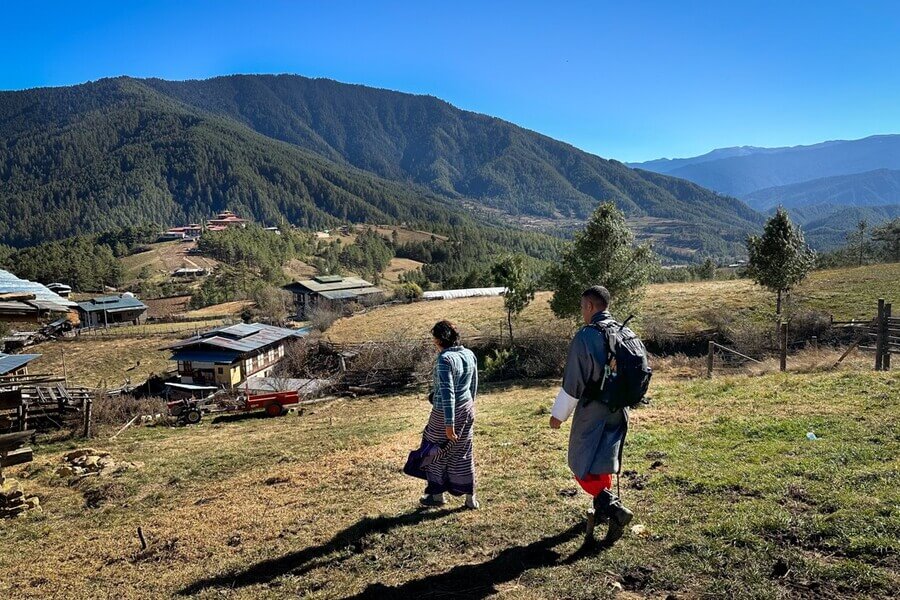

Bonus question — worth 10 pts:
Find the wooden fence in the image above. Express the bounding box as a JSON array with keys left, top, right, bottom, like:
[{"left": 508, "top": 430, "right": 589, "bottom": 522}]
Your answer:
[{"left": 874, "top": 299, "right": 896, "bottom": 371}]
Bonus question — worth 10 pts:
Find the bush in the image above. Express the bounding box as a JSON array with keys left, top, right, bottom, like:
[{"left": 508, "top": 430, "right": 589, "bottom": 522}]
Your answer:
[
  {"left": 483, "top": 349, "right": 518, "bottom": 381},
  {"left": 394, "top": 282, "right": 423, "bottom": 302},
  {"left": 91, "top": 394, "right": 168, "bottom": 427},
  {"left": 309, "top": 305, "right": 342, "bottom": 332}
]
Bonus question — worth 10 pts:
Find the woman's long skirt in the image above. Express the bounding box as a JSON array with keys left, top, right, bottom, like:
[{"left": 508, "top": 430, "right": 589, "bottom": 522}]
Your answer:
[{"left": 423, "top": 398, "right": 475, "bottom": 496}]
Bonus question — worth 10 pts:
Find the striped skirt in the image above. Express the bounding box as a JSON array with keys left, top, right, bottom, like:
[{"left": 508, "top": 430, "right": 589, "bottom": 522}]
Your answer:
[{"left": 423, "top": 398, "right": 476, "bottom": 496}]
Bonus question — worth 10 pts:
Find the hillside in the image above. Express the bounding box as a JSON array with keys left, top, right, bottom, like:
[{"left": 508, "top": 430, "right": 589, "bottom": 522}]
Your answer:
[
  {"left": 326, "top": 263, "right": 900, "bottom": 342},
  {"left": 0, "top": 78, "right": 490, "bottom": 249},
  {"left": 2, "top": 366, "right": 896, "bottom": 598},
  {"left": 0, "top": 75, "right": 762, "bottom": 260}
]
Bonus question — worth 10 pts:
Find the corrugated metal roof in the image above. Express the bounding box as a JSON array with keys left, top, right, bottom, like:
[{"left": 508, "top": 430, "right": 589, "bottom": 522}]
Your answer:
[
  {"left": 319, "top": 287, "right": 384, "bottom": 301},
  {"left": 0, "top": 353, "right": 41, "bottom": 375},
  {"left": 170, "top": 350, "right": 242, "bottom": 363},
  {"left": 169, "top": 323, "right": 307, "bottom": 354},
  {"left": 285, "top": 276, "right": 376, "bottom": 293},
  {"left": 77, "top": 295, "right": 148, "bottom": 313},
  {"left": 0, "top": 269, "right": 77, "bottom": 311}
]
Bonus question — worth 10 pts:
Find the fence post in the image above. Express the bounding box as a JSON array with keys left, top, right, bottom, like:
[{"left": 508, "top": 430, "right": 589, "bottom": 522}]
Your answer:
[
  {"left": 706, "top": 340, "right": 715, "bottom": 378},
  {"left": 810, "top": 336, "right": 818, "bottom": 351},
  {"left": 779, "top": 322, "right": 788, "bottom": 372},
  {"left": 83, "top": 397, "right": 93, "bottom": 439},
  {"left": 875, "top": 299, "right": 885, "bottom": 371},
  {"left": 885, "top": 303, "right": 893, "bottom": 371}
]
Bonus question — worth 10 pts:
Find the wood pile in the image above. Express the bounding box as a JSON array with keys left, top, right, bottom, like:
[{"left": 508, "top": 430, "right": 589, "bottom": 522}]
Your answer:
[
  {"left": 340, "top": 368, "right": 425, "bottom": 395},
  {"left": 0, "top": 430, "right": 38, "bottom": 518}
]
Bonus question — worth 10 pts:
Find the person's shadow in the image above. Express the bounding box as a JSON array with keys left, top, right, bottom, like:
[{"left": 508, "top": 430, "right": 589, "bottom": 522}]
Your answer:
[
  {"left": 341, "top": 522, "right": 593, "bottom": 600},
  {"left": 179, "top": 506, "right": 464, "bottom": 595}
]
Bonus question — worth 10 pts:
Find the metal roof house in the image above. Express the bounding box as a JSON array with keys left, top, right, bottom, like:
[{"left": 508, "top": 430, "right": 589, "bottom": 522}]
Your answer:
[
  {"left": 284, "top": 275, "right": 384, "bottom": 319},
  {"left": 0, "top": 353, "right": 41, "bottom": 378},
  {"left": 76, "top": 294, "right": 148, "bottom": 329},
  {"left": 0, "top": 269, "right": 78, "bottom": 322},
  {"left": 167, "top": 323, "right": 307, "bottom": 388}
]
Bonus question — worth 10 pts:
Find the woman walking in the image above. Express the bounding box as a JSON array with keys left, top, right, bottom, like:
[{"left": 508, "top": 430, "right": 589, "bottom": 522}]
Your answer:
[{"left": 417, "top": 320, "right": 479, "bottom": 509}]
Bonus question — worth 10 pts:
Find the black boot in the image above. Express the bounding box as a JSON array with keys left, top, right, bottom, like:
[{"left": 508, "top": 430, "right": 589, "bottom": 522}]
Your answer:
[{"left": 602, "top": 493, "right": 634, "bottom": 544}]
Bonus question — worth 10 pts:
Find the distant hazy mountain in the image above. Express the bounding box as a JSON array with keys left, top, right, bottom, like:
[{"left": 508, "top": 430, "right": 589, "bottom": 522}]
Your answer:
[
  {"left": 745, "top": 169, "right": 900, "bottom": 212},
  {"left": 630, "top": 135, "right": 900, "bottom": 198},
  {"left": 0, "top": 74, "right": 762, "bottom": 260}
]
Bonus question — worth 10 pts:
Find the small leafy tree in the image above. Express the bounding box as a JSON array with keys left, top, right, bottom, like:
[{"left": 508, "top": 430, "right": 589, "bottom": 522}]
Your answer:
[
  {"left": 845, "top": 219, "right": 869, "bottom": 267},
  {"left": 745, "top": 208, "right": 816, "bottom": 322},
  {"left": 491, "top": 254, "right": 535, "bottom": 343},
  {"left": 872, "top": 218, "right": 900, "bottom": 262},
  {"left": 547, "top": 202, "right": 655, "bottom": 321}
]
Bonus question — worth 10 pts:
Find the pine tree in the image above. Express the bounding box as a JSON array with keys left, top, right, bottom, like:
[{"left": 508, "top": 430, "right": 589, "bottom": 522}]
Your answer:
[
  {"left": 547, "top": 202, "right": 656, "bottom": 321},
  {"left": 490, "top": 254, "right": 536, "bottom": 343},
  {"left": 746, "top": 208, "right": 816, "bottom": 322}
]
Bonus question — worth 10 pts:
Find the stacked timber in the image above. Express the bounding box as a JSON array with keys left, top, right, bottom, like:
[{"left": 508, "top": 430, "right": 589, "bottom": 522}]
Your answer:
[{"left": 340, "top": 368, "right": 424, "bottom": 395}]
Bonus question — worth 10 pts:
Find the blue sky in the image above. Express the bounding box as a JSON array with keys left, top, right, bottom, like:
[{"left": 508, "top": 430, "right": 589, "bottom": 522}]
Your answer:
[{"left": 2, "top": 1, "right": 898, "bottom": 162}]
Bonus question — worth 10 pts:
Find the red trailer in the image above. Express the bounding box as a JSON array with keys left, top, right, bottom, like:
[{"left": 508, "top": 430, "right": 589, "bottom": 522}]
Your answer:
[{"left": 168, "top": 389, "right": 301, "bottom": 424}]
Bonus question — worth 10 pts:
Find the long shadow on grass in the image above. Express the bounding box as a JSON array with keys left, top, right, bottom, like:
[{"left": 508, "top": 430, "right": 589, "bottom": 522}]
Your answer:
[
  {"left": 341, "top": 523, "right": 587, "bottom": 600},
  {"left": 178, "top": 507, "right": 464, "bottom": 595}
]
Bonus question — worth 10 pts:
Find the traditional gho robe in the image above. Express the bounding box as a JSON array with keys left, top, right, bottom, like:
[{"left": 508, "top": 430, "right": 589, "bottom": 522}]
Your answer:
[{"left": 551, "top": 311, "right": 628, "bottom": 493}]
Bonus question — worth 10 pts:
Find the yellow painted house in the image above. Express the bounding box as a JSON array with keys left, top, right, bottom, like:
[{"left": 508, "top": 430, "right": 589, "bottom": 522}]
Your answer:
[{"left": 167, "top": 323, "right": 307, "bottom": 389}]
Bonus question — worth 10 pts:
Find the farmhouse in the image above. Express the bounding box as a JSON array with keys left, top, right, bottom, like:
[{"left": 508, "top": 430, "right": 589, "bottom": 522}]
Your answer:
[
  {"left": 0, "top": 353, "right": 41, "bottom": 378},
  {"left": 167, "top": 323, "right": 306, "bottom": 388},
  {"left": 76, "top": 294, "right": 148, "bottom": 328},
  {"left": 207, "top": 210, "right": 248, "bottom": 229},
  {"left": 284, "top": 275, "right": 384, "bottom": 319},
  {"left": 160, "top": 224, "right": 203, "bottom": 240},
  {"left": 0, "top": 269, "right": 78, "bottom": 322}
]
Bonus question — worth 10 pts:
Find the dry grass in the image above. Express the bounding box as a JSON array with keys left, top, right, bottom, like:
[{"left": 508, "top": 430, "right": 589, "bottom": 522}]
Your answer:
[
  {"left": 181, "top": 301, "right": 254, "bottom": 318},
  {"left": 382, "top": 257, "right": 424, "bottom": 283},
  {"left": 120, "top": 240, "right": 219, "bottom": 283},
  {"left": 28, "top": 335, "right": 174, "bottom": 387},
  {"left": 327, "top": 264, "right": 900, "bottom": 343},
  {"left": 1, "top": 359, "right": 896, "bottom": 599}
]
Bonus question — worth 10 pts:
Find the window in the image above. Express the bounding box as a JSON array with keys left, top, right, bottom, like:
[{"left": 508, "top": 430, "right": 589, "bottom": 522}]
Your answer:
[{"left": 218, "top": 367, "right": 224, "bottom": 374}]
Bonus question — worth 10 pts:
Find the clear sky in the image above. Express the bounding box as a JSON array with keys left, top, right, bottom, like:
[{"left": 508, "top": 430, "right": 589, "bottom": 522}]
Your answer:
[{"left": 2, "top": 1, "right": 898, "bottom": 162}]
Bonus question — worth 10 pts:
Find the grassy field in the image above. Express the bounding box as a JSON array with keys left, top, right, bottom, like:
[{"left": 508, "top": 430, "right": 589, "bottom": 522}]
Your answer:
[
  {"left": 28, "top": 335, "right": 175, "bottom": 387},
  {"left": 1, "top": 358, "right": 897, "bottom": 599},
  {"left": 327, "top": 263, "right": 900, "bottom": 342},
  {"left": 120, "top": 240, "right": 220, "bottom": 284},
  {"left": 383, "top": 257, "right": 425, "bottom": 284}
]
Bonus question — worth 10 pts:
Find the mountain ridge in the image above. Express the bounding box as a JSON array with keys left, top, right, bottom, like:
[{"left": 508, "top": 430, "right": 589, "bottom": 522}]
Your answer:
[{"left": 1, "top": 74, "right": 762, "bottom": 260}]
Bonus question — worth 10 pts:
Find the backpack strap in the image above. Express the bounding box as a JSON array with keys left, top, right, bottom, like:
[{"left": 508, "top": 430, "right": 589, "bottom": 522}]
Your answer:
[{"left": 588, "top": 319, "right": 619, "bottom": 364}]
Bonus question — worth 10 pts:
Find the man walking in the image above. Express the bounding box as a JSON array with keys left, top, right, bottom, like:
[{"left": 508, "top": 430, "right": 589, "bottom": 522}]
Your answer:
[{"left": 549, "top": 285, "right": 633, "bottom": 544}]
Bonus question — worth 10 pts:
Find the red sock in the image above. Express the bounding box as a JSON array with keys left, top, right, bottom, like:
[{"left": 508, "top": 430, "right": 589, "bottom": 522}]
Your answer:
[{"left": 574, "top": 473, "right": 612, "bottom": 497}]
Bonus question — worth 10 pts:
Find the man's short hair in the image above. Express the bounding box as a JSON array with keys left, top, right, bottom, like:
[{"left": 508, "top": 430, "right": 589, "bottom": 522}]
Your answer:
[{"left": 582, "top": 285, "right": 611, "bottom": 308}]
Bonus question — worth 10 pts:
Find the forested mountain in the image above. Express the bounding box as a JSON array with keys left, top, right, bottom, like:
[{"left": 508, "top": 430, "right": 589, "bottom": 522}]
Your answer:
[
  {"left": 800, "top": 205, "right": 900, "bottom": 250},
  {"left": 630, "top": 135, "right": 900, "bottom": 198},
  {"left": 744, "top": 169, "right": 900, "bottom": 212},
  {"left": 1, "top": 74, "right": 762, "bottom": 259}
]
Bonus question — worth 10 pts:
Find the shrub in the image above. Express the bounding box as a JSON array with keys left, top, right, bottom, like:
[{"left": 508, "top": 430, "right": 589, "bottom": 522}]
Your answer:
[
  {"left": 483, "top": 348, "right": 518, "bottom": 381},
  {"left": 394, "top": 282, "right": 423, "bottom": 302},
  {"left": 309, "top": 305, "right": 341, "bottom": 332},
  {"left": 91, "top": 394, "right": 168, "bottom": 427}
]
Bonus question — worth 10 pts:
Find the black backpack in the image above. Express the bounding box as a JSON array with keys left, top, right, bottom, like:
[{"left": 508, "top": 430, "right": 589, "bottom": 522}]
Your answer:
[{"left": 582, "top": 315, "right": 652, "bottom": 411}]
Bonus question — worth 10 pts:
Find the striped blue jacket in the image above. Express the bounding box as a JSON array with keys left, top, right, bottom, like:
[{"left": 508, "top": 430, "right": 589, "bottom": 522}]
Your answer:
[{"left": 432, "top": 345, "right": 478, "bottom": 425}]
